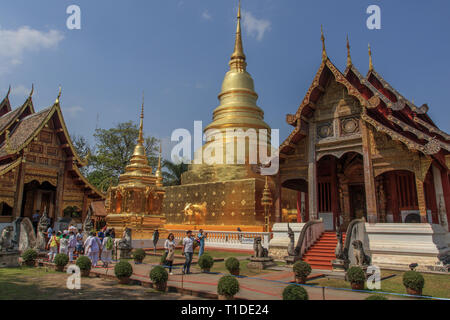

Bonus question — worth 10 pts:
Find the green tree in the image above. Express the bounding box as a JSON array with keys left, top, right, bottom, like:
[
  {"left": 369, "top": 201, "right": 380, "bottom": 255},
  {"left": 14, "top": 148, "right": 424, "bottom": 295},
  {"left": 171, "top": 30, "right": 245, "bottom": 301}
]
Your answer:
[
  {"left": 71, "top": 134, "right": 92, "bottom": 175},
  {"left": 163, "top": 159, "right": 189, "bottom": 186}
]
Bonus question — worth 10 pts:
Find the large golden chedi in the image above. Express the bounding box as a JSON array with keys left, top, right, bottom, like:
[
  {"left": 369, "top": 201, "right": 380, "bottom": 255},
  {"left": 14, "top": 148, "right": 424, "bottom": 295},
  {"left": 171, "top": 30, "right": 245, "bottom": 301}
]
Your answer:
[
  {"left": 105, "top": 102, "right": 167, "bottom": 239},
  {"left": 163, "top": 3, "right": 274, "bottom": 232}
]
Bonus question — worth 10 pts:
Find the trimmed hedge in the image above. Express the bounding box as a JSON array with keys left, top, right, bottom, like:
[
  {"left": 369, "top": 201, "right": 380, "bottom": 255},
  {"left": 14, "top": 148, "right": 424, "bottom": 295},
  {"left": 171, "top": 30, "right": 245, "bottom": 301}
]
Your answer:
[
  {"left": 21, "top": 249, "right": 38, "bottom": 263},
  {"left": 198, "top": 253, "right": 214, "bottom": 270},
  {"left": 225, "top": 257, "right": 240, "bottom": 273},
  {"left": 76, "top": 256, "right": 92, "bottom": 271},
  {"left": 133, "top": 248, "right": 146, "bottom": 262},
  {"left": 217, "top": 275, "right": 240, "bottom": 297},
  {"left": 293, "top": 261, "right": 312, "bottom": 279},
  {"left": 114, "top": 261, "right": 133, "bottom": 278},
  {"left": 282, "top": 284, "right": 309, "bottom": 300},
  {"left": 403, "top": 271, "right": 425, "bottom": 291},
  {"left": 347, "top": 266, "right": 366, "bottom": 283},
  {"left": 54, "top": 253, "right": 69, "bottom": 267},
  {"left": 150, "top": 265, "right": 169, "bottom": 284}
]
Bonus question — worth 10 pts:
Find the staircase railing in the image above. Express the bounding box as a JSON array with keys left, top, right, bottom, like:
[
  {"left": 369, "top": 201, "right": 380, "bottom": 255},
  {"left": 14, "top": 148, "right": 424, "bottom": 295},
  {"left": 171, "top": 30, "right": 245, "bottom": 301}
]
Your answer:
[
  {"left": 295, "top": 219, "right": 324, "bottom": 260},
  {"left": 341, "top": 218, "right": 367, "bottom": 265}
]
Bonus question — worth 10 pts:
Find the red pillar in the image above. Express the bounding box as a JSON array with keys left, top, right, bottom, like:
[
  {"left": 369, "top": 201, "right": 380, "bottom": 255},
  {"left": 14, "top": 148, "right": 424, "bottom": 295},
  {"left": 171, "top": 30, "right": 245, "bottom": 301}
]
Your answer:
[
  {"left": 296, "top": 192, "right": 302, "bottom": 222},
  {"left": 441, "top": 169, "right": 450, "bottom": 231},
  {"left": 388, "top": 172, "right": 401, "bottom": 223}
]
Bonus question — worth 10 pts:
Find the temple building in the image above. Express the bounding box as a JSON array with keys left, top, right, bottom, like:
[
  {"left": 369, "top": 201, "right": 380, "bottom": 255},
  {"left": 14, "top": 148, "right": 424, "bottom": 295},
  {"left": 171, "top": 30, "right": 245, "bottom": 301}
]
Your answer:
[
  {"left": 0, "top": 86, "right": 103, "bottom": 225},
  {"left": 105, "top": 100, "right": 167, "bottom": 239},
  {"left": 276, "top": 32, "right": 450, "bottom": 232},
  {"left": 162, "top": 2, "right": 276, "bottom": 232}
]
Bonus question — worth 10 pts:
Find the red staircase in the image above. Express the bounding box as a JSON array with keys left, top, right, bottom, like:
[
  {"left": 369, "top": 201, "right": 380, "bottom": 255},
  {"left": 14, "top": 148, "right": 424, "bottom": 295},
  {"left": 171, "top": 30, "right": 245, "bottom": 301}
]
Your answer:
[{"left": 302, "top": 231, "right": 346, "bottom": 270}]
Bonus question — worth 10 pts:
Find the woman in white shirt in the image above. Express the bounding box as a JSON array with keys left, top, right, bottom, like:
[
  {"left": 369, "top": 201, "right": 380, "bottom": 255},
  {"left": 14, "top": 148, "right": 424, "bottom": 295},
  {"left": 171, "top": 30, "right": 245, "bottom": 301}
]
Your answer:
[{"left": 164, "top": 233, "right": 176, "bottom": 275}]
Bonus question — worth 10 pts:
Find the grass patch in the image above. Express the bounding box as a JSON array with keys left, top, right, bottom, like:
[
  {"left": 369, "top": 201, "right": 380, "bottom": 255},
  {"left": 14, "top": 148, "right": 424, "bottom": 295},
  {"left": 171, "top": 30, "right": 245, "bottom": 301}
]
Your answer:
[{"left": 308, "top": 269, "right": 450, "bottom": 299}]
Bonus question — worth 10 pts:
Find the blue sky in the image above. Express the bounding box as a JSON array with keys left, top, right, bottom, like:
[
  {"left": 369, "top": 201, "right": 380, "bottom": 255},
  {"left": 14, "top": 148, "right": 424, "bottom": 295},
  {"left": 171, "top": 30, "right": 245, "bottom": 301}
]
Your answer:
[{"left": 0, "top": 0, "right": 449, "bottom": 159}]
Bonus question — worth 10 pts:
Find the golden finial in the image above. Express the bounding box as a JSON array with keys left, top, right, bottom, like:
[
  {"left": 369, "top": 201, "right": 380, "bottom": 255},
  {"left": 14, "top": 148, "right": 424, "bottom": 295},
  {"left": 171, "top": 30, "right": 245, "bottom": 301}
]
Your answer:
[
  {"left": 321, "top": 25, "right": 327, "bottom": 62},
  {"left": 55, "top": 85, "right": 61, "bottom": 104},
  {"left": 138, "top": 91, "right": 144, "bottom": 144},
  {"left": 368, "top": 43, "right": 374, "bottom": 72},
  {"left": 346, "top": 35, "right": 352, "bottom": 67},
  {"left": 29, "top": 84, "right": 34, "bottom": 99},
  {"left": 230, "top": 0, "right": 246, "bottom": 71}
]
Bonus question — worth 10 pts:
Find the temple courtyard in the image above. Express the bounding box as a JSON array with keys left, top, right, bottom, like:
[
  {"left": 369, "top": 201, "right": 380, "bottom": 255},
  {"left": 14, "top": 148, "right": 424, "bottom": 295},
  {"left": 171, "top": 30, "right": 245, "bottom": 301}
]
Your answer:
[{"left": 1, "top": 249, "right": 448, "bottom": 300}]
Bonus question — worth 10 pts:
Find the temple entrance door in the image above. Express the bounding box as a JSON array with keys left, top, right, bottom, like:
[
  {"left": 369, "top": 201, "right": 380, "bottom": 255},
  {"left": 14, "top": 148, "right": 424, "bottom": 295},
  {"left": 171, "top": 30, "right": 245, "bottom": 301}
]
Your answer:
[
  {"left": 21, "top": 180, "right": 56, "bottom": 220},
  {"left": 349, "top": 184, "right": 367, "bottom": 221}
]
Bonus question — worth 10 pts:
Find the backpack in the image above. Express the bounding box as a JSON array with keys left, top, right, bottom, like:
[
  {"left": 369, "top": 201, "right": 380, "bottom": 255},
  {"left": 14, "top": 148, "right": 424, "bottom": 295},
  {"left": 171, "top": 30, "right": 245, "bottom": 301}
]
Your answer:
[{"left": 105, "top": 237, "right": 113, "bottom": 250}]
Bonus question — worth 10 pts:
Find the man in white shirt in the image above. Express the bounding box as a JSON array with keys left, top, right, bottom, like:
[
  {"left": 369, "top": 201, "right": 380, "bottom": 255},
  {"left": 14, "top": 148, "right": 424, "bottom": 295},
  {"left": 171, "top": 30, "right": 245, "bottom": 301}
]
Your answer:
[
  {"left": 84, "top": 232, "right": 101, "bottom": 267},
  {"left": 182, "top": 230, "right": 194, "bottom": 275}
]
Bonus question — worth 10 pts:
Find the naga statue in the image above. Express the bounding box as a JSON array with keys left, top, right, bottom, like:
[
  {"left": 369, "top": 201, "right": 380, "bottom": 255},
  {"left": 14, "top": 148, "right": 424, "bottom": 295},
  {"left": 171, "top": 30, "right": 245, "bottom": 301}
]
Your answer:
[
  {"left": 0, "top": 226, "right": 16, "bottom": 252},
  {"left": 35, "top": 211, "right": 50, "bottom": 251}
]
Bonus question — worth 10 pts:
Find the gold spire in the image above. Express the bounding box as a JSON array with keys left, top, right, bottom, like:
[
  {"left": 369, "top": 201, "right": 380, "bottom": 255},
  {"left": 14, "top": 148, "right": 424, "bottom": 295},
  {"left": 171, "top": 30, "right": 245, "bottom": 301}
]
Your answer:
[
  {"left": 229, "top": 0, "right": 246, "bottom": 72},
  {"left": 346, "top": 35, "right": 352, "bottom": 67},
  {"left": 138, "top": 91, "right": 144, "bottom": 144},
  {"left": 55, "top": 85, "right": 61, "bottom": 104},
  {"left": 155, "top": 141, "right": 163, "bottom": 187},
  {"left": 321, "top": 25, "right": 327, "bottom": 62},
  {"left": 368, "top": 43, "right": 374, "bottom": 72}
]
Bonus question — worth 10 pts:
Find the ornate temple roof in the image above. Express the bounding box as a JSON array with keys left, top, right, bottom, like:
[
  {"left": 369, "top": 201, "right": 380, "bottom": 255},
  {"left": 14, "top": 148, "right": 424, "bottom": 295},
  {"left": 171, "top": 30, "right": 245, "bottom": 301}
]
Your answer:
[
  {"left": 281, "top": 32, "right": 449, "bottom": 166},
  {"left": 0, "top": 87, "right": 103, "bottom": 199}
]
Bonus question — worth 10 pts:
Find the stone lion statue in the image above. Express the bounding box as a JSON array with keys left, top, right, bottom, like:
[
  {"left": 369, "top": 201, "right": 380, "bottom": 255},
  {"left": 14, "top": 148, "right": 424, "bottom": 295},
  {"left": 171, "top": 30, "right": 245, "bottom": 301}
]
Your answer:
[
  {"left": 183, "top": 202, "right": 207, "bottom": 225},
  {"left": 0, "top": 226, "right": 16, "bottom": 252},
  {"left": 253, "top": 237, "right": 268, "bottom": 258},
  {"left": 352, "top": 240, "right": 371, "bottom": 266},
  {"left": 117, "top": 228, "right": 132, "bottom": 250}
]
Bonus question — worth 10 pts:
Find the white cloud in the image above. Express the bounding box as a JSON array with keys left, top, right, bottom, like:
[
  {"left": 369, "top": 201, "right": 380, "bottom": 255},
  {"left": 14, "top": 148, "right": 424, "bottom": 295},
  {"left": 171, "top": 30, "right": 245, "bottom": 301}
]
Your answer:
[
  {"left": 11, "top": 84, "right": 32, "bottom": 97},
  {"left": 0, "top": 26, "right": 64, "bottom": 75},
  {"left": 202, "top": 10, "right": 212, "bottom": 21},
  {"left": 242, "top": 11, "right": 271, "bottom": 41},
  {"left": 64, "top": 106, "right": 84, "bottom": 118}
]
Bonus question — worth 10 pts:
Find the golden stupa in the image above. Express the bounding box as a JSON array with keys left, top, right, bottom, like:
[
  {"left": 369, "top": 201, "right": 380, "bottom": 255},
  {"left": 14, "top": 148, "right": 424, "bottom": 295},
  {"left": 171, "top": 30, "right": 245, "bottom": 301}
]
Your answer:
[
  {"left": 105, "top": 96, "right": 167, "bottom": 239},
  {"left": 163, "top": 1, "right": 274, "bottom": 232}
]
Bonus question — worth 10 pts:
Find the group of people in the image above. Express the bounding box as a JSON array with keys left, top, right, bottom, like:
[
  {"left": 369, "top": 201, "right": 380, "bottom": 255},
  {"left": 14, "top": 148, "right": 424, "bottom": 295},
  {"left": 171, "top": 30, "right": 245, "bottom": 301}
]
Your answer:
[
  {"left": 45, "top": 225, "right": 116, "bottom": 268},
  {"left": 163, "top": 229, "right": 207, "bottom": 275}
]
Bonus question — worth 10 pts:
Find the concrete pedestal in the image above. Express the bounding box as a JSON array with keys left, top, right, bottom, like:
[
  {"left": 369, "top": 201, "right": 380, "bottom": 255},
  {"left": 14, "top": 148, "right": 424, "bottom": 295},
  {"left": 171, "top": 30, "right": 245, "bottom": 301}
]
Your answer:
[
  {"left": 247, "top": 257, "right": 277, "bottom": 271},
  {"left": 118, "top": 248, "right": 132, "bottom": 259},
  {"left": 268, "top": 223, "right": 304, "bottom": 260},
  {"left": 0, "top": 251, "right": 20, "bottom": 268}
]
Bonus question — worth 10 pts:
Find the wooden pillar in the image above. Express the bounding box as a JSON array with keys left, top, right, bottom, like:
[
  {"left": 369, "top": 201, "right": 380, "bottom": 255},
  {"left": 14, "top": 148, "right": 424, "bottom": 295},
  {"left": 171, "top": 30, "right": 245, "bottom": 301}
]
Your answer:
[
  {"left": 330, "top": 157, "right": 339, "bottom": 230},
  {"left": 308, "top": 122, "right": 318, "bottom": 220},
  {"left": 360, "top": 121, "right": 378, "bottom": 223},
  {"left": 54, "top": 168, "right": 65, "bottom": 220},
  {"left": 12, "top": 159, "right": 26, "bottom": 218},
  {"left": 440, "top": 168, "right": 450, "bottom": 231},
  {"left": 415, "top": 176, "right": 428, "bottom": 223}
]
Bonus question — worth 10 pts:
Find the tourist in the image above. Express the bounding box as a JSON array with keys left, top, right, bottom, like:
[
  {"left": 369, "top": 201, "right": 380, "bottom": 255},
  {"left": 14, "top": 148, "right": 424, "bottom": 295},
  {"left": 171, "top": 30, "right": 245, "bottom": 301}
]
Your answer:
[
  {"left": 97, "top": 230, "right": 105, "bottom": 242},
  {"left": 68, "top": 231, "right": 77, "bottom": 262},
  {"left": 32, "top": 210, "right": 40, "bottom": 233},
  {"left": 182, "top": 230, "right": 194, "bottom": 275},
  {"left": 59, "top": 233, "right": 69, "bottom": 255},
  {"left": 101, "top": 232, "right": 113, "bottom": 268},
  {"left": 164, "top": 233, "right": 176, "bottom": 275},
  {"left": 76, "top": 229, "right": 84, "bottom": 255},
  {"left": 110, "top": 228, "right": 116, "bottom": 239},
  {"left": 152, "top": 229, "right": 159, "bottom": 254},
  {"left": 46, "top": 225, "right": 53, "bottom": 241},
  {"left": 84, "top": 231, "right": 102, "bottom": 267},
  {"left": 46, "top": 231, "right": 59, "bottom": 262},
  {"left": 68, "top": 224, "right": 77, "bottom": 234},
  {"left": 197, "top": 229, "right": 207, "bottom": 257}
]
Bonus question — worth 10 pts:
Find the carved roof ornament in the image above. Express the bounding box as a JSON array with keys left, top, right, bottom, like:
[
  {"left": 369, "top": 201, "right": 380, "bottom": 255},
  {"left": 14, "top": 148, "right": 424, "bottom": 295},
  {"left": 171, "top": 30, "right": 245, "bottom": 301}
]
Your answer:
[
  {"left": 423, "top": 137, "right": 441, "bottom": 155},
  {"left": 321, "top": 25, "right": 327, "bottom": 62},
  {"left": 346, "top": 35, "right": 352, "bottom": 68},
  {"left": 368, "top": 43, "right": 374, "bottom": 72},
  {"left": 29, "top": 84, "right": 34, "bottom": 99},
  {"left": 6, "top": 85, "right": 11, "bottom": 99},
  {"left": 55, "top": 85, "right": 61, "bottom": 105}
]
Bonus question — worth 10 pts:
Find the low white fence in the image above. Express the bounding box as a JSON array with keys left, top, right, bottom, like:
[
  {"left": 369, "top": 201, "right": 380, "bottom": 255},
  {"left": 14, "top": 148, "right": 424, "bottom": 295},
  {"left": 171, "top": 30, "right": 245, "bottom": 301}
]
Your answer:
[{"left": 166, "top": 230, "right": 271, "bottom": 251}]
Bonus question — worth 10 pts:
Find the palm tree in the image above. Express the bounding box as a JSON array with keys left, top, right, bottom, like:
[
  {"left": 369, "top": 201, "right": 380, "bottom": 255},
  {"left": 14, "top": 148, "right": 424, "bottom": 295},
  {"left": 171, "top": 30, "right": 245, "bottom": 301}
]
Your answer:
[{"left": 162, "top": 160, "right": 189, "bottom": 186}]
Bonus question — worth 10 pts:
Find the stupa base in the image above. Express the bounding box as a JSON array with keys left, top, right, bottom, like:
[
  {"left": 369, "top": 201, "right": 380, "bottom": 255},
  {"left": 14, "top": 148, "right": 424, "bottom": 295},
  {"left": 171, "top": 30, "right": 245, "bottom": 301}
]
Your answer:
[{"left": 106, "top": 214, "right": 168, "bottom": 240}]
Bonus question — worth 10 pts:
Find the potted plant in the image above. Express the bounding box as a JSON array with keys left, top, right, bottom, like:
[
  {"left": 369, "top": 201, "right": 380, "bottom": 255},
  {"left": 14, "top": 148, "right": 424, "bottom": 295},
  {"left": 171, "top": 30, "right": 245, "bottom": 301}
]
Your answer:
[
  {"left": 114, "top": 261, "right": 133, "bottom": 284},
  {"left": 54, "top": 253, "right": 69, "bottom": 272},
  {"left": 133, "top": 248, "right": 146, "bottom": 264},
  {"left": 365, "top": 295, "right": 388, "bottom": 300},
  {"left": 346, "top": 266, "right": 366, "bottom": 290},
  {"left": 293, "top": 261, "right": 312, "bottom": 284},
  {"left": 217, "top": 275, "right": 239, "bottom": 300},
  {"left": 198, "top": 253, "right": 214, "bottom": 273},
  {"left": 21, "top": 249, "right": 38, "bottom": 267},
  {"left": 225, "top": 257, "right": 240, "bottom": 276},
  {"left": 160, "top": 251, "right": 168, "bottom": 265},
  {"left": 282, "top": 284, "right": 309, "bottom": 300},
  {"left": 150, "top": 265, "right": 169, "bottom": 292},
  {"left": 402, "top": 271, "right": 425, "bottom": 296},
  {"left": 76, "top": 256, "right": 92, "bottom": 277}
]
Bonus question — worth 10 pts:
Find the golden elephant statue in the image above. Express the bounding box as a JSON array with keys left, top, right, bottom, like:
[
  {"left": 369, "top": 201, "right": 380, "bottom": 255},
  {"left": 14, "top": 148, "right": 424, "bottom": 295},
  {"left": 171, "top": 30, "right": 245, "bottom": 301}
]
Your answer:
[{"left": 183, "top": 202, "right": 207, "bottom": 225}]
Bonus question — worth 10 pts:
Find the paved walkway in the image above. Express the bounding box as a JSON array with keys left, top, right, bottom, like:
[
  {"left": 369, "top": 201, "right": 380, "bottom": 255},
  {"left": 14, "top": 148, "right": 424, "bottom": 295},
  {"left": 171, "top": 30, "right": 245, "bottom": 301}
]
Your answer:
[{"left": 89, "top": 261, "right": 411, "bottom": 300}]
